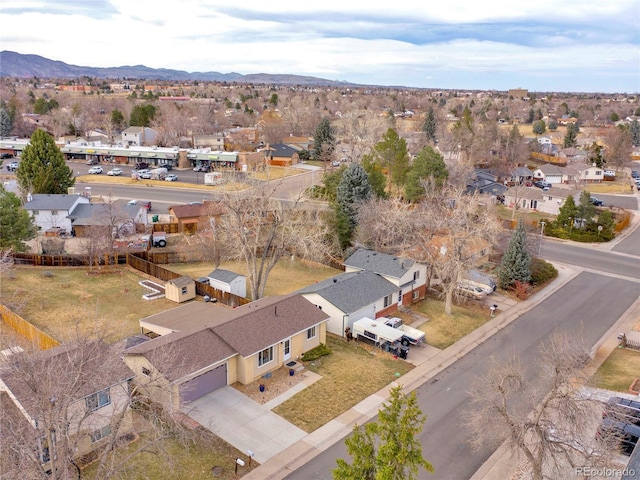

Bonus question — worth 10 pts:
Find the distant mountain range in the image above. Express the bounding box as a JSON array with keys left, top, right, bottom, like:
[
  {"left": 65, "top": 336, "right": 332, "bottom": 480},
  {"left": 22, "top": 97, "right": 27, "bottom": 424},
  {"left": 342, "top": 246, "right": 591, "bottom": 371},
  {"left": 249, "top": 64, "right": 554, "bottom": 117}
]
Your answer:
[{"left": 0, "top": 51, "right": 353, "bottom": 87}]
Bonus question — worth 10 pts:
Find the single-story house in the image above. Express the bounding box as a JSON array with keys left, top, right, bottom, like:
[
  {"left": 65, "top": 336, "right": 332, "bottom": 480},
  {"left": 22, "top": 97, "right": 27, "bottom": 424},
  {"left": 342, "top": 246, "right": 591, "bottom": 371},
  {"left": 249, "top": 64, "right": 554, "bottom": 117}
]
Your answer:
[
  {"left": 343, "top": 249, "right": 428, "bottom": 306},
  {"left": 167, "top": 201, "right": 226, "bottom": 234},
  {"left": 165, "top": 276, "right": 196, "bottom": 303},
  {"left": 507, "top": 167, "right": 534, "bottom": 186},
  {"left": 504, "top": 186, "right": 582, "bottom": 216},
  {"left": 0, "top": 342, "right": 134, "bottom": 473},
  {"left": 67, "top": 201, "right": 147, "bottom": 237},
  {"left": 207, "top": 269, "right": 246, "bottom": 298},
  {"left": 122, "top": 126, "right": 158, "bottom": 146},
  {"left": 124, "top": 294, "right": 329, "bottom": 410},
  {"left": 297, "top": 269, "right": 399, "bottom": 337},
  {"left": 24, "top": 194, "right": 90, "bottom": 233},
  {"left": 265, "top": 143, "right": 300, "bottom": 167},
  {"left": 533, "top": 164, "right": 564, "bottom": 184}
]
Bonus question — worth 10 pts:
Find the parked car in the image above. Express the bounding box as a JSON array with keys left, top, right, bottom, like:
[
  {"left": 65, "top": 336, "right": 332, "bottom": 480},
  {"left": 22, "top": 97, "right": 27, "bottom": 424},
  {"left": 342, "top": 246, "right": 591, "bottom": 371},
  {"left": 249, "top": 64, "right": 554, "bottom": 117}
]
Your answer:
[
  {"left": 107, "top": 167, "right": 123, "bottom": 176},
  {"left": 139, "top": 171, "right": 152, "bottom": 179},
  {"left": 456, "top": 283, "right": 487, "bottom": 300},
  {"left": 165, "top": 174, "right": 178, "bottom": 182},
  {"left": 135, "top": 162, "right": 149, "bottom": 170},
  {"left": 631, "top": 170, "right": 639, "bottom": 179},
  {"left": 534, "top": 180, "right": 551, "bottom": 191},
  {"left": 589, "top": 197, "right": 604, "bottom": 206},
  {"left": 597, "top": 418, "right": 640, "bottom": 456},
  {"left": 604, "top": 170, "right": 616, "bottom": 177},
  {"left": 6, "top": 161, "right": 18, "bottom": 171},
  {"left": 86, "top": 158, "right": 99, "bottom": 165},
  {"left": 88, "top": 166, "right": 103, "bottom": 174},
  {"left": 331, "top": 160, "right": 341, "bottom": 167},
  {"left": 0, "top": 153, "right": 13, "bottom": 159}
]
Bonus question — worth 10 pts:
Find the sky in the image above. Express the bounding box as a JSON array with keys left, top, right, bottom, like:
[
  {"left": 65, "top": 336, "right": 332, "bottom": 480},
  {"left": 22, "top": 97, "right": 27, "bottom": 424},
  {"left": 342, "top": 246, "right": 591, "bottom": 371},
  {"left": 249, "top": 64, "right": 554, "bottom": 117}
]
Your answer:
[{"left": 1, "top": 0, "right": 639, "bottom": 93}]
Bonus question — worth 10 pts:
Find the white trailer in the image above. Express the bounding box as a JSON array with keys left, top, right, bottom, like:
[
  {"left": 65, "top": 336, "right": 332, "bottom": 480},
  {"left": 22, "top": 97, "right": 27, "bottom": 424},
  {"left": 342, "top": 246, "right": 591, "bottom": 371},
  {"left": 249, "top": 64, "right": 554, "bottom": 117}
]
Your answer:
[
  {"left": 150, "top": 167, "right": 167, "bottom": 180},
  {"left": 352, "top": 317, "right": 403, "bottom": 347}
]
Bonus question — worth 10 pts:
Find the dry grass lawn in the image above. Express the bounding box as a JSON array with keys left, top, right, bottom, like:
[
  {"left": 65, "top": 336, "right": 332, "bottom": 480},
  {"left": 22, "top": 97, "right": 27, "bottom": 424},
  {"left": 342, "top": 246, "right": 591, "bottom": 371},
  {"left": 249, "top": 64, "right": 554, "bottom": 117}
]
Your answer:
[
  {"left": 410, "top": 296, "right": 493, "bottom": 350},
  {"left": 590, "top": 348, "right": 640, "bottom": 393},
  {"left": 77, "top": 175, "right": 250, "bottom": 193},
  {"left": 1, "top": 266, "right": 176, "bottom": 342},
  {"left": 273, "top": 335, "right": 414, "bottom": 432},
  {"left": 167, "top": 258, "right": 341, "bottom": 299}
]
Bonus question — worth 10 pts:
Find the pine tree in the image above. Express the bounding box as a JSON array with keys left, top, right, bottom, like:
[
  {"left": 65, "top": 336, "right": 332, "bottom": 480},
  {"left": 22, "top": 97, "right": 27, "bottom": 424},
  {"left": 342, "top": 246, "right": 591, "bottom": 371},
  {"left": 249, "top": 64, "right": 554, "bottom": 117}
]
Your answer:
[
  {"left": 499, "top": 220, "right": 531, "bottom": 289},
  {"left": 372, "top": 128, "right": 410, "bottom": 193},
  {"left": 563, "top": 123, "right": 578, "bottom": 148},
  {"left": 422, "top": 106, "right": 437, "bottom": 143},
  {"left": 313, "top": 117, "right": 335, "bottom": 161},
  {"left": 361, "top": 154, "right": 387, "bottom": 199},
  {"left": 405, "top": 146, "right": 448, "bottom": 202},
  {"left": 555, "top": 194, "right": 578, "bottom": 230},
  {"left": 17, "top": 129, "right": 75, "bottom": 194},
  {"left": 333, "top": 386, "right": 433, "bottom": 480},
  {"left": 0, "top": 107, "right": 13, "bottom": 137},
  {"left": 0, "top": 185, "right": 37, "bottom": 251},
  {"left": 630, "top": 119, "right": 640, "bottom": 146},
  {"left": 334, "top": 163, "right": 371, "bottom": 249}
]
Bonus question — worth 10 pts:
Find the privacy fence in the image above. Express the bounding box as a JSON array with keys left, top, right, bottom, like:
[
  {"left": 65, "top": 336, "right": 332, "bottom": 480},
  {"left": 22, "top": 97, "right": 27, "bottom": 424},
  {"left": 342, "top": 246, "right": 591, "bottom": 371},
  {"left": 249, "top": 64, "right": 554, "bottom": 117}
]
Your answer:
[{"left": 0, "top": 304, "right": 59, "bottom": 350}]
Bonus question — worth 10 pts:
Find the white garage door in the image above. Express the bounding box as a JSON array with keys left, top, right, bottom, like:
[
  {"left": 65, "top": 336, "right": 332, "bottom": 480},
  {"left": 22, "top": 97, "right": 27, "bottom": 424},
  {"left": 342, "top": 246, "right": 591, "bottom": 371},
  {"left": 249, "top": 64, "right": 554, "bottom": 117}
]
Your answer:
[{"left": 180, "top": 363, "right": 227, "bottom": 403}]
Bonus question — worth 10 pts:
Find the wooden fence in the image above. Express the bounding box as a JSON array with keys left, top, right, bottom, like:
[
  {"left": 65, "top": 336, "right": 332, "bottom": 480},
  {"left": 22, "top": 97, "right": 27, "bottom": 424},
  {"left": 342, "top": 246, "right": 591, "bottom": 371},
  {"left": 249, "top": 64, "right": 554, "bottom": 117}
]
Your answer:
[
  {"left": 12, "top": 252, "right": 129, "bottom": 266},
  {"left": 126, "top": 253, "right": 250, "bottom": 307},
  {"left": 0, "top": 304, "right": 59, "bottom": 350}
]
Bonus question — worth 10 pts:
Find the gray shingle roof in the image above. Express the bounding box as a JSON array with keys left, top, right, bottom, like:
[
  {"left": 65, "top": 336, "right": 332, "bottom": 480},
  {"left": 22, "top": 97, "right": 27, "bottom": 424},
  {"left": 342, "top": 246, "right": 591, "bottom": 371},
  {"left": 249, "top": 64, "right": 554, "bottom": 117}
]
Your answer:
[
  {"left": 297, "top": 270, "right": 397, "bottom": 314},
  {"left": 24, "top": 194, "right": 85, "bottom": 211},
  {"left": 343, "top": 249, "right": 415, "bottom": 278},
  {"left": 208, "top": 268, "right": 244, "bottom": 283},
  {"left": 67, "top": 202, "right": 140, "bottom": 225}
]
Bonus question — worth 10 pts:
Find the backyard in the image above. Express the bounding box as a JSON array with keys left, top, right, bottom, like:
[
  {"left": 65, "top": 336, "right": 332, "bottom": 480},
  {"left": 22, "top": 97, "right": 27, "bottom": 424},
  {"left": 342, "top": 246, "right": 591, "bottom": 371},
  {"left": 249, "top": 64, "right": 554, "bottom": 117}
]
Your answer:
[{"left": 590, "top": 347, "right": 640, "bottom": 393}]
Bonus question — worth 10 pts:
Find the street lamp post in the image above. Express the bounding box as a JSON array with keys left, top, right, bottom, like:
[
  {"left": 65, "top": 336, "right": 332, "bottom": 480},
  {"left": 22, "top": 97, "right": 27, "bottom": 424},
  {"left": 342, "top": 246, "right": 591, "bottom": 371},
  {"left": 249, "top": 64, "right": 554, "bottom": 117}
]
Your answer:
[{"left": 538, "top": 221, "right": 546, "bottom": 256}]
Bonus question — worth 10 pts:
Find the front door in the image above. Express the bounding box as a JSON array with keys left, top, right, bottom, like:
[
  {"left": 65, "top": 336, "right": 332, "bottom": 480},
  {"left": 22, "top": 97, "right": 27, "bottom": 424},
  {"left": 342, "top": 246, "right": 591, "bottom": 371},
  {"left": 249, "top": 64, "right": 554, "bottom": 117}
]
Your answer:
[{"left": 283, "top": 338, "right": 291, "bottom": 362}]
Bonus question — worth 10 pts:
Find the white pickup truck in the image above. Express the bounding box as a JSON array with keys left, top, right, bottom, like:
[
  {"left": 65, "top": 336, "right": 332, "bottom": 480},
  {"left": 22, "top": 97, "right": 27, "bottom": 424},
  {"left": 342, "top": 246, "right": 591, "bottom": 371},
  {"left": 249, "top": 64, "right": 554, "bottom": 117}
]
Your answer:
[{"left": 384, "top": 317, "right": 426, "bottom": 346}]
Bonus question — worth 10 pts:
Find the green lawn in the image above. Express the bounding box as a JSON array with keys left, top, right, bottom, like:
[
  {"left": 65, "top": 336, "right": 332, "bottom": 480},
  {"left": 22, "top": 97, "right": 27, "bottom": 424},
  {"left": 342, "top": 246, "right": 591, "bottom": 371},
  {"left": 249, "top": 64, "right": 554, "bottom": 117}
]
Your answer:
[
  {"left": 167, "top": 258, "right": 341, "bottom": 299},
  {"left": 273, "top": 335, "right": 414, "bottom": 432},
  {"left": 409, "top": 296, "right": 493, "bottom": 349},
  {"left": 590, "top": 347, "right": 640, "bottom": 392}
]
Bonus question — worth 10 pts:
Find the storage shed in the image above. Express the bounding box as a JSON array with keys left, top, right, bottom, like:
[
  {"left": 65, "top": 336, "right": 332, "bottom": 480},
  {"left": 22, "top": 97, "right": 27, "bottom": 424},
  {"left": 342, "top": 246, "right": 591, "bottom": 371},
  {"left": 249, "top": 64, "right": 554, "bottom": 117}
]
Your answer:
[
  {"left": 208, "top": 269, "right": 246, "bottom": 298},
  {"left": 165, "top": 276, "right": 196, "bottom": 303}
]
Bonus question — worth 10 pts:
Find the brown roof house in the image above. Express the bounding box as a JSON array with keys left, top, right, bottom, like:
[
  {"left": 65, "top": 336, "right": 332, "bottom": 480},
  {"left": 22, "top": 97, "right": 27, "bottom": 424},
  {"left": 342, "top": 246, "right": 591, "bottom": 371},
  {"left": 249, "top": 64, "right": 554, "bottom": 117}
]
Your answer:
[
  {"left": 165, "top": 276, "right": 196, "bottom": 303},
  {"left": 0, "top": 341, "right": 135, "bottom": 475},
  {"left": 168, "top": 201, "right": 226, "bottom": 234},
  {"left": 123, "top": 294, "right": 329, "bottom": 410}
]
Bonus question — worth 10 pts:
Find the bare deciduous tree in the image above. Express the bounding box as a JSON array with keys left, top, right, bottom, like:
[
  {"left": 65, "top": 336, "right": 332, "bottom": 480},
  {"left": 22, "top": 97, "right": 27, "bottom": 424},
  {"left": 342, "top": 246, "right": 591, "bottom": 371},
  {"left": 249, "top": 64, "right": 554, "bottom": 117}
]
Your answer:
[
  {"left": 466, "top": 332, "right": 612, "bottom": 480},
  {"left": 214, "top": 182, "right": 331, "bottom": 299}
]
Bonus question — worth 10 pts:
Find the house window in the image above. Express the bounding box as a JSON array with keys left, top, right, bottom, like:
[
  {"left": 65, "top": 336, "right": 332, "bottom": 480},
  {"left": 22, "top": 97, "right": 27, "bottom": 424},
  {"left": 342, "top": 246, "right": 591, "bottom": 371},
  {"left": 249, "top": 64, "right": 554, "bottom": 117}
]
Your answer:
[
  {"left": 383, "top": 294, "right": 393, "bottom": 307},
  {"left": 85, "top": 388, "right": 111, "bottom": 411},
  {"left": 142, "top": 367, "right": 151, "bottom": 377},
  {"left": 258, "top": 346, "right": 273, "bottom": 367},
  {"left": 413, "top": 290, "right": 420, "bottom": 300},
  {"left": 413, "top": 270, "right": 420, "bottom": 281},
  {"left": 307, "top": 326, "right": 317, "bottom": 340},
  {"left": 398, "top": 289, "right": 403, "bottom": 302},
  {"left": 51, "top": 210, "right": 58, "bottom": 216},
  {"left": 181, "top": 286, "right": 187, "bottom": 295},
  {"left": 90, "top": 425, "right": 111, "bottom": 443}
]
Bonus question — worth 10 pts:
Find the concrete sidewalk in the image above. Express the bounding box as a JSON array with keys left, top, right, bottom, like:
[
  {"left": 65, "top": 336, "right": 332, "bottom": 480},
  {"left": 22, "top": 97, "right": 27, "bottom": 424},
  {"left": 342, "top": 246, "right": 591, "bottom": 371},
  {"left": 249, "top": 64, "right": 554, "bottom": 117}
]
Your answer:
[{"left": 242, "top": 263, "right": 581, "bottom": 480}]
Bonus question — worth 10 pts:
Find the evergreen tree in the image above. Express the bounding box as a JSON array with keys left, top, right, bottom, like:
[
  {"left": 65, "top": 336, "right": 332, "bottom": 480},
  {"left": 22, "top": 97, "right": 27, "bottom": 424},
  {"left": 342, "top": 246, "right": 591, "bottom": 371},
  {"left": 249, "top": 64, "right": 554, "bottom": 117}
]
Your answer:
[
  {"left": 422, "top": 106, "right": 437, "bottom": 143},
  {"left": 333, "top": 386, "right": 433, "bottom": 480},
  {"left": 313, "top": 117, "right": 336, "bottom": 161},
  {"left": 373, "top": 128, "right": 410, "bottom": 193},
  {"left": 129, "top": 103, "right": 156, "bottom": 127},
  {"left": 361, "top": 154, "right": 387, "bottom": 199},
  {"left": 0, "top": 185, "right": 37, "bottom": 252},
  {"left": 576, "top": 190, "right": 596, "bottom": 226},
  {"left": 532, "top": 120, "right": 546, "bottom": 136},
  {"left": 587, "top": 142, "right": 605, "bottom": 168},
  {"left": 555, "top": 194, "right": 578, "bottom": 230},
  {"left": 563, "top": 122, "right": 578, "bottom": 148},
  {"left": 404, "top": 146, "right": 448, "bottom": 202},
  {"left": 17, "top": 129, "right": 75, "bottom": 194},
  {"left": 548, "top": 119, "right": 558, "bottom": 131},
  {"left": 498, "top": 220, "right": 531, "bottom": 289},
  {"left": 334, "top": 163, "right": 371, "bottom": 249},
  {"left": 0, "top": 107, "right": 13, "bottom": 137}
]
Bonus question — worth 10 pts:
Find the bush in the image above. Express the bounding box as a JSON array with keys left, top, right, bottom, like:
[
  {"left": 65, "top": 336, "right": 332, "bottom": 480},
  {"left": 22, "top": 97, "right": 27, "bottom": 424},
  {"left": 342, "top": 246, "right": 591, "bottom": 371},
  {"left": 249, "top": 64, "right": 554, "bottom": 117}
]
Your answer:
[
  {"left": 530, "top": 257, "right": 558, "bottom": 286},
  {"left": 301, "top": 343, "right": 332, "bottom": 362}
]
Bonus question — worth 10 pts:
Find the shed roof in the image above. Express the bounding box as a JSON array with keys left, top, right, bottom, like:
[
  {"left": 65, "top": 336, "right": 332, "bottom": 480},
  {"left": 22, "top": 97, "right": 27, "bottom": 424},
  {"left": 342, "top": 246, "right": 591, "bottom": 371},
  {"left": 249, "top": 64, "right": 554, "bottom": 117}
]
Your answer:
[{"left": 208, "top": 268, "right": 244, "bottom": 283}]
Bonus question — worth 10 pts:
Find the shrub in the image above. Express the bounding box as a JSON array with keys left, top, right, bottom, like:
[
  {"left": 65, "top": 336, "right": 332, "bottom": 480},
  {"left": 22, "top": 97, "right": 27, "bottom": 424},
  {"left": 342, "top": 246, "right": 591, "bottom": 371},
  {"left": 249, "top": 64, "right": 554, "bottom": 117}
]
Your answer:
[
  {"left": 301, "top": 343, "right": 332, "bottom": 361},
  {"left": 530, "top": 258, "right": 558, "bottom": 286},
  {"left": 514, "top": 280, "right": 530, "bottom": 300}
]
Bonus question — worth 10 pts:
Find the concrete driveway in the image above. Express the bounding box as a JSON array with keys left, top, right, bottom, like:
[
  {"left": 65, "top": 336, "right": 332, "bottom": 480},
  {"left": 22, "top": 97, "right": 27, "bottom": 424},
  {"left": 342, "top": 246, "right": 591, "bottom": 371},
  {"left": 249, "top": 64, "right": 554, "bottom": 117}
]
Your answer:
[{"left": 183, "top": 386, "right": 307, "bottom": 464}]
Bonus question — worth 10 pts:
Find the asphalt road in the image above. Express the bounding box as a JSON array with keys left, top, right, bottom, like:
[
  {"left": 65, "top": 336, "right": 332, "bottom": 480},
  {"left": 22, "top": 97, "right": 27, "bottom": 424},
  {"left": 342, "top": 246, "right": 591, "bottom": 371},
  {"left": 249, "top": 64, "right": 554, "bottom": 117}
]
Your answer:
[{"left": 286, "top": 270, "right": 640, "bottom": 480}]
